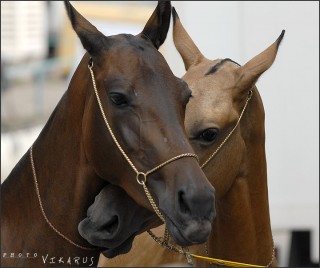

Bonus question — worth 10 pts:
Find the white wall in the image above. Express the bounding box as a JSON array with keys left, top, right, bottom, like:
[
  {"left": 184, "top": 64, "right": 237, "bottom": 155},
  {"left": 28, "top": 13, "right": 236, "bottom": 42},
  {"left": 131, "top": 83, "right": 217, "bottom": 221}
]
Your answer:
[
  {"left": 1, "top": 1, "right": 48, "bottom": 63},
  {"left": 161, "top": 1, "right": 319, "bottom": 263}
]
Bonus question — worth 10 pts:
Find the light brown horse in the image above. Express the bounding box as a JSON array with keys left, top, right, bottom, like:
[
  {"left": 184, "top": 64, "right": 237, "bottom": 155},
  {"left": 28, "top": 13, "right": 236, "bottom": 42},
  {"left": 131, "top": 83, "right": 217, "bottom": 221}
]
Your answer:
[
  {"left": 1, "top": 2, "right": 216, "bottom": 267},
  {"left": 96, "top": 7, "right": 284, "bottom": 267}
]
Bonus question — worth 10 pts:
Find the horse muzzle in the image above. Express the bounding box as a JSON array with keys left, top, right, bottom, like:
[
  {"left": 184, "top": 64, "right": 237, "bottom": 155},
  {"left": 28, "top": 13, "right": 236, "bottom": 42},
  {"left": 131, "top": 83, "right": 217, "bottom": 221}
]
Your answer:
[{"left": 159, "top": 181, "right": 216, "bottom": 246}]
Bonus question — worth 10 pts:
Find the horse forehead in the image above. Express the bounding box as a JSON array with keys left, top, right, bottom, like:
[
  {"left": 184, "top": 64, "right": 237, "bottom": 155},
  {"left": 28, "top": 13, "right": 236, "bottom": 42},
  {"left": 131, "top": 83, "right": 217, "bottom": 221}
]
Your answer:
[
  {"left": 183, "top": 58, "right": 239, "bottom": 88},
  {"left": 106, "top": 34, "right": 164, "bottom": 66},
  {"left": 185, "top": 67, "right": 233, "bottom": 107},
  {"left": 184, "top": 60, "right": 238, "bottom": 130},
  {"left": 186, "top": 91, "right": 234, "bottom": 131}
]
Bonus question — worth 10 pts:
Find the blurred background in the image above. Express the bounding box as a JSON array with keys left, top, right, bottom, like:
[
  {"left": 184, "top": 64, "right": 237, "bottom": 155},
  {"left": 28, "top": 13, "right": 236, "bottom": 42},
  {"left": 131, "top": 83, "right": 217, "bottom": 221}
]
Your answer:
[{"left": 1, "top": 1, "right": 318, "bottom": 267}]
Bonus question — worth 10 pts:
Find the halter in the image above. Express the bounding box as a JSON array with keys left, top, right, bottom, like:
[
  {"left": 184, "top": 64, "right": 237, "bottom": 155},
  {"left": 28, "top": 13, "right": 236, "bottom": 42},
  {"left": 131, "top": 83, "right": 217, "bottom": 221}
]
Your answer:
[
  {"left": 147, "top": 89, "right": 275, "bottom": 267},
  {"left": 200, "top": 89, "right": 252, "bottom": 169},
  {"left": 88, "top": 58, "right": 200, "bottom": 257},
  {"left": 87, "top": 58, "right": 199, "bottom": 223}
]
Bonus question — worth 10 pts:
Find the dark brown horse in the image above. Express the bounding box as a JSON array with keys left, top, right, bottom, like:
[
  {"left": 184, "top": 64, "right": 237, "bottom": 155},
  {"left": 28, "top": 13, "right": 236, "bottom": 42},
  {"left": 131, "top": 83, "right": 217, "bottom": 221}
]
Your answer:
[
  {"left": 1, "top": 2, "right": 215, "bottom": 267},
  {"left": 88, "top": 7, "right": 285, "bottom": 267}
]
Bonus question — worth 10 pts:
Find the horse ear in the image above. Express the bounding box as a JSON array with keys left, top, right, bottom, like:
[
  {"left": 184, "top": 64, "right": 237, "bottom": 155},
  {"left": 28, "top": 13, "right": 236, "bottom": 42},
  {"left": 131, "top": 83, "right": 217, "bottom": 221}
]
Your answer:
[
  {"left": 140, "top": 1, "right": 171, "bottom": 49},
  {"left": 64, "top": 1, "right": 109, "bottom": 57},
  {"left": 235, "top": 30, "right": 285, "bottom": 93},
  {"left": 172, "top": 7, "right": 204, "bottom": 70}
]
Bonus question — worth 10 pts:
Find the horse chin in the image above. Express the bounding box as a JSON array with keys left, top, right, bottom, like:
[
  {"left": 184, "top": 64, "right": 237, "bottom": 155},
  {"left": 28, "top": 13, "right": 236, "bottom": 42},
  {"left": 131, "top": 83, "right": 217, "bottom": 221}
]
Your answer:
[
  {"left": 165, "top": 217, "right": 212, "bottom": 247},
  {"left": 101, "top": 235, "right": 135, "bottom": 258}
]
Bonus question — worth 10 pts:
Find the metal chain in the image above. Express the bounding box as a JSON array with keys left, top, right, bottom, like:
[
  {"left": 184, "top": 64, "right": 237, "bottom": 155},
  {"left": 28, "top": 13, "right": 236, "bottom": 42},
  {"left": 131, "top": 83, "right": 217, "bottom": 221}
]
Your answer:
[
  {"left": 88, "top": 60, "right": 198, "bottom": 221},
  {"left": 200, "top": 90, "right": 252, "bottom": 169},
  {"left": 146, "top": 153, "right": 199, "bottom": 176},
  {"left": 204, "top": 242, "right": 214, "bottom": 266},
  {"left": 265, "top": 239, "right": 276, "bottom": 267},
  {"left": 88, "top": 61, "right": 139, "bottom": 175},
  {"left": 88, "top": 62, "right": 199, "bottom": 183},
  {"left": 201, "top": 90, "right": 275, "bottom": 267},
  {"left": 29, "top": 146, "right": 96, "bottom": 251},
  {"left": 88, "top": 61, "right": 202, "bottom": 265},
  {"left": 141, "top": 183, "right": 166, "bottom": 222},
  {"left": 147, "top": 229, "right": 193, "bottom": 265},
  {"left": 147, "top": 89, "right": 276, "bottom": 267},
  {"left": 28, "top": 60, "right": 198, "bottom": 255},
  {"left": 163, "top": 226, "right": 170, "bottom": 243},
  {"left": 147, "top": 230, "right": 184, "bottom": 255}
]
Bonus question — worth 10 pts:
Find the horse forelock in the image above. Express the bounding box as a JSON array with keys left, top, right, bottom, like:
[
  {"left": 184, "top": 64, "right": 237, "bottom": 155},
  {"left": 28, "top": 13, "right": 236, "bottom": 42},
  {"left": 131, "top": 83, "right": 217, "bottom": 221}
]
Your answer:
[{"left": 205, "top": 58, "right": 241, "bottom": 76}]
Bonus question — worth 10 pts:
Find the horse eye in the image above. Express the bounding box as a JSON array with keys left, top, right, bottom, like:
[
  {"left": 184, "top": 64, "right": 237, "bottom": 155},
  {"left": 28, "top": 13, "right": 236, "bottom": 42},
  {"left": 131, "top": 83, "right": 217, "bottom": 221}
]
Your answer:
[
  {"left": 199, "top": 128, "right": 219, "bottom": 142},
  {"left": 183, "top": 92, "right": 193, "bottom": 108},
  {"left": 109, "top": 93, "right": 129, "bottom": 107}
]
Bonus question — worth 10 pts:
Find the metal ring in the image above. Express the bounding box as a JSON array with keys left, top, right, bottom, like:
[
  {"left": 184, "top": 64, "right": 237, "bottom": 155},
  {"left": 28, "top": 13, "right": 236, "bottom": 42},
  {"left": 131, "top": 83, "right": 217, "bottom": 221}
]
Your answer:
[{"left": 136, "top": 172, "right": 147, "bottom": 185}]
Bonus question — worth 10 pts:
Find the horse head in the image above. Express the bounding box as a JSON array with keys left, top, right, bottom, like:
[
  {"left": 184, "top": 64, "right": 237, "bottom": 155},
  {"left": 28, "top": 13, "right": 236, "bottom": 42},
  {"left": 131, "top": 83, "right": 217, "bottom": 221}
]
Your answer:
[
  {"left": 65, "top": 1, "right": 215, "bottom": 248},
  {"left": 172, "top": 7, "right": 284, "bottom": 198},
  {"left": 169, "top": 10, "right": 283, "bottom": 264}
]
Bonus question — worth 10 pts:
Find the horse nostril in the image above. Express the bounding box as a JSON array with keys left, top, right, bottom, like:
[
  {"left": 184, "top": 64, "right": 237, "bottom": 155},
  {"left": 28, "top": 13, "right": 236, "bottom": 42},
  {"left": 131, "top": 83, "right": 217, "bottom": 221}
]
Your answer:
[
  {"left": 178, "top": 190, "right": 191, "bottom": 215},
  {"left": 176, "top": 185, "right": 215, "bottom": 221},
  {"left": 99, "top": 215, "right": 119, "bottom": 235}
]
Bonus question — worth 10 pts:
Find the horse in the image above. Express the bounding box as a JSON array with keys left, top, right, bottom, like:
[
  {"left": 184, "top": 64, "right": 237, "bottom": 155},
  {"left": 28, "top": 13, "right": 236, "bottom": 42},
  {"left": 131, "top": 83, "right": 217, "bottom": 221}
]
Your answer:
[
  {"left": 0, "top": 2, "right": 216, "bottom": 267},
  {"left": 88, "top": 7, "right": 285, "bottom": 267},
  {"left": 78, "top": 184, "right": 157, "bottom": 259}
]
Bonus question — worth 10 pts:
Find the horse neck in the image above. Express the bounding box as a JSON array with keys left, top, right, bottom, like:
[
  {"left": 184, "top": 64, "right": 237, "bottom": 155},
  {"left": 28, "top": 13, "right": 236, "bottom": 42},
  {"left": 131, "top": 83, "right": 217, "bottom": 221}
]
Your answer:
[
  {"left": 1, "top": 56, "right": 104, "bottom": 262},
  {"left": 205, "top": 89, "right": 275, "bottom": 266},
  {"left": 32, "top": 56, "right": 106, "bottom": 244}
]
